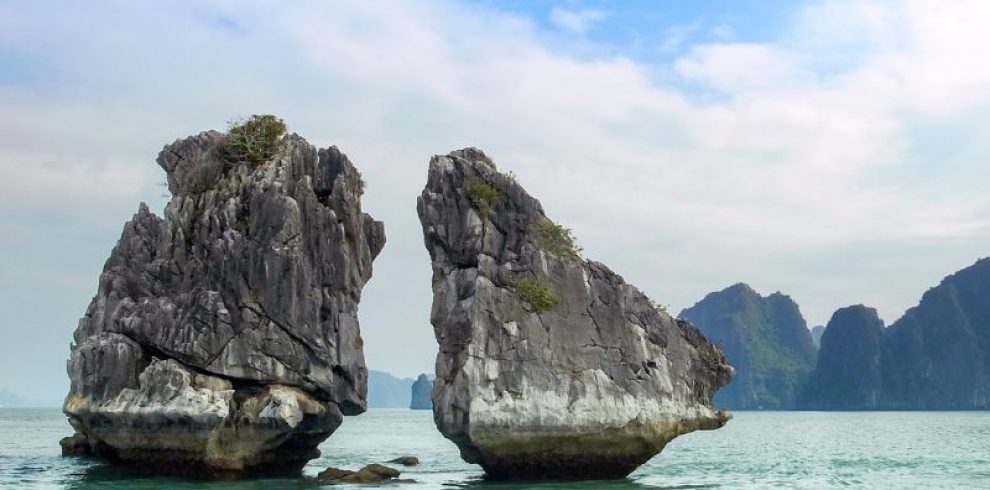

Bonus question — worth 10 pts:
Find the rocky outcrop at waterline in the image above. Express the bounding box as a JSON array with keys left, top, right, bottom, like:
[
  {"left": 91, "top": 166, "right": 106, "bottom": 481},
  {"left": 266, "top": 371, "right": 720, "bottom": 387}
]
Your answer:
[
  {"left": 316, "top": 463, "right": 402, "bottom": 484},
  {"left": 417, "top": 148, "right": 733, "bottom": 480},
  {"left": 62, "top": 116, "right": 385, "bottom": 476},
  {"left": 59, "top": 432, "right": 98, "bottom": 456}
]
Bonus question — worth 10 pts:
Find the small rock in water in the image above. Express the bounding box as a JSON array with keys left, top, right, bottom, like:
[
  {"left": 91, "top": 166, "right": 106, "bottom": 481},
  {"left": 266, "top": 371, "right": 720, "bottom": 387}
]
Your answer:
[
  {"left": 59, "top": 433, "right": 94, "bottom": 456},
  {"left": 316, "top": 464, "right": 401, "bottom": 483},
  {"left": 315, "top": 467, "right": 356, "bottom": 481},
  {"left": 388, "top": 456, "right": 420, "bottom": 466}
]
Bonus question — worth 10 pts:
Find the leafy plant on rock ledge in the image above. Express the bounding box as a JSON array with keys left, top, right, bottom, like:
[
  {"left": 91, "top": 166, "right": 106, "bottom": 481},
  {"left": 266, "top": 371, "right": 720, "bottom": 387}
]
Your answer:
[
  {"left": 509, "top": 274, "right": 559, "bottom": 313},
  {"left": 465, "top": 176, "right": 500, "bottom": 219},
  {"left": 533, "top": 219, "right": 583, "bottom": 263}
]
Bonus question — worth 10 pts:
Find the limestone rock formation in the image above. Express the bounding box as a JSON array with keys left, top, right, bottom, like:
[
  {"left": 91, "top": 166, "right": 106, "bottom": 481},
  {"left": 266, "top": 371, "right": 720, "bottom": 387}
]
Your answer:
[
  {"left": 62, "top": 121, "right": 385, "bottom": 476},
  {"left": 799, "top": 306, "right": 885, "bottom": 409},
  {"left": 801, "top": 258, "right": 990, "bottom": 410},
  {"left": 417, "top": 148, "right": 733, "bottom": 480},
  {"left": 680, "top": 283, "right": 817, "bottom": 410},
  {"left": 409, "top": 374, "right": 432, "bottom": 410},
  {"left": 881, "top": 258, "right": 990, "bottom": 409}
]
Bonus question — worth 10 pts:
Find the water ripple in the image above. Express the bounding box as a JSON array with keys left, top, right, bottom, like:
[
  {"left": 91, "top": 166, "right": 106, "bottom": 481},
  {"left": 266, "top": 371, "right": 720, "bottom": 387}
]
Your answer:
[{"left": 1, "top": 409, "right": 988, "bottom": 489}]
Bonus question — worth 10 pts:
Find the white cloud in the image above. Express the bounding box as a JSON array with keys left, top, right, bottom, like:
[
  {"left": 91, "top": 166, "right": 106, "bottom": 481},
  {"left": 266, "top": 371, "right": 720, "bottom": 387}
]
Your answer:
[
  {"left": 548, "top": 7, "right": 607, "bottom": 34},
  {"left": 674, "top": 43, "right": 798, "bottom": 91}
]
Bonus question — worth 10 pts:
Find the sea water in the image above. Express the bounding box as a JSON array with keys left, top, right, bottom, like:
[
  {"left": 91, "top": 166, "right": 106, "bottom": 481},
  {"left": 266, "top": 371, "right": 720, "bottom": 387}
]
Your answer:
[{"left": 1, "top": 408, "right": 987, "bottom": 489}]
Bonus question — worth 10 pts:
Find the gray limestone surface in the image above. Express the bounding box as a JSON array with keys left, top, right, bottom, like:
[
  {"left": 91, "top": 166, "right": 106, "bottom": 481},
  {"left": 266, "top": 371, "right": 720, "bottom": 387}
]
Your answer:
[{"left": 63, "top": 129, "right": 384, "bottom": 476}]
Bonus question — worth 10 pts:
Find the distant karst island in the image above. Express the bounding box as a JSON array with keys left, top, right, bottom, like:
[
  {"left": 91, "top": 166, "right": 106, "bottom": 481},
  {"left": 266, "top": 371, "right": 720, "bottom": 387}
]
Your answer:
[
  {"left": 681, "top": 284, "right": 816, "bottom": 410},
  {"left": 410, "top": 374, "right": 433, "bottom": 410},
  {"left": 801, "top": 258, "right": 990, "bottom": 410},
  {"left": 683, "top": 258, "right": 990, "bottom": 411},
  {"left": 367, "top": 370, "right": 433, "bottom": 410}
]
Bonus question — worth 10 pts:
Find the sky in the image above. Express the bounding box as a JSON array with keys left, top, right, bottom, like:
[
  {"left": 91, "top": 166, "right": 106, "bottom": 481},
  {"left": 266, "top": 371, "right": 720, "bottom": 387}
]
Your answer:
[{"left": 1, "top": 0, "right": 988, "bottom": 405}]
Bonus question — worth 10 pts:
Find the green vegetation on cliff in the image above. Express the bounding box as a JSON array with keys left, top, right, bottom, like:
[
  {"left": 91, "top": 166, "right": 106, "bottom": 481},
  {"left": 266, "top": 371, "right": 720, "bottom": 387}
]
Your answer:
[
  {"left": 509, "top": 275, "right": 559, "bottom": 313},
  {"left": 465, "top": 176, "right": 499, "bottom": 218},
  {"left": 533, "top": 219, "right": 583, "bottom": 263}
]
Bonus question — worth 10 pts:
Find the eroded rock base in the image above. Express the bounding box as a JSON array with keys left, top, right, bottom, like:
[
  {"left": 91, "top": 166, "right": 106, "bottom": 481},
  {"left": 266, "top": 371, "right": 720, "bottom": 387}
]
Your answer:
[
  {"left": 468, "top": 417, "right": 730, "bottom": 480},
  {"left": 64, "top": 358, "right": 343, "bottom": 477}
]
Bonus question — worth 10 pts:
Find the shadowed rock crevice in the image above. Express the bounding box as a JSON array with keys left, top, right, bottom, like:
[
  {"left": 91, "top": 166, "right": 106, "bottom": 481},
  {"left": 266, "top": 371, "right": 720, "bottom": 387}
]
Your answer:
[
  {"left": 417, "top": 148, "right": 732, "bottom": 480},
  {"left": 63, "top": 122, "right": 384, "bottom": 477}
]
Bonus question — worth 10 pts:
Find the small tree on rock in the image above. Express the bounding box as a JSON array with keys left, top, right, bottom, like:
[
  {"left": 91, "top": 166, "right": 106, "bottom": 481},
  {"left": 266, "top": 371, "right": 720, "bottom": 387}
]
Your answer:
[{"left": 218, "top": 114, "right": 287, "bottom": 167}]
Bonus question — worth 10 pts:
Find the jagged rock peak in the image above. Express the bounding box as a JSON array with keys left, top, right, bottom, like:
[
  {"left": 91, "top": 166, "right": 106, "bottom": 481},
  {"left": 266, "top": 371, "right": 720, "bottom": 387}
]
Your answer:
[
  {"left": 63, "top": 117, "right": 385, "bottom": 477},
  {"left": 799, "top": 305, "right": 885, "bottom": 410},
  {"left": 417, "top": 148, "right": 733, "bottom": 480}
]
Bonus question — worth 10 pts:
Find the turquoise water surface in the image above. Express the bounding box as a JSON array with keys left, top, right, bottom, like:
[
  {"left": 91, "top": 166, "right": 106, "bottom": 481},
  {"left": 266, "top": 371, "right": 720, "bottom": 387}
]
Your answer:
[{"left": 1, "top": 408, "right": 987, "bottom": 489}]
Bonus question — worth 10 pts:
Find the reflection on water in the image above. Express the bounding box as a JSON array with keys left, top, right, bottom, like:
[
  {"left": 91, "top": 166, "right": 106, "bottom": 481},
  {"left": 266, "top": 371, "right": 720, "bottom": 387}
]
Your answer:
[
  {"left": 449, "top": 477, "right": 713, "bottom": 490},
  {"left": 60, "top": 469, "right": 691, "bottom": 490},
  {"left": 61, "top": 464, "right": 680, "bottom": 490},
  {"left": 60, "top": 463, "right": 317, "bottom": 490}
]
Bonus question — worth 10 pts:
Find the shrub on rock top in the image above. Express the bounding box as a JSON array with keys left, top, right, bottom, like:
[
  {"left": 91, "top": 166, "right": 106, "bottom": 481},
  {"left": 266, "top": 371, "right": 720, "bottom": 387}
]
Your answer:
[{"left": 218, "top": 114, "right": 287, "bottom": 167}]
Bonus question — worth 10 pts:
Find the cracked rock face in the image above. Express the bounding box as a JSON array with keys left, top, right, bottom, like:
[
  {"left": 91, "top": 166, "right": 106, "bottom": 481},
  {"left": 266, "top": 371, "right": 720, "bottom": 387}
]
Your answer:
[
  {"left": 417, "top": 148, "right": 733, "bottom": 480},
  {"left": 63, "top": 130, "right": 385, "bottom": 476}
]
